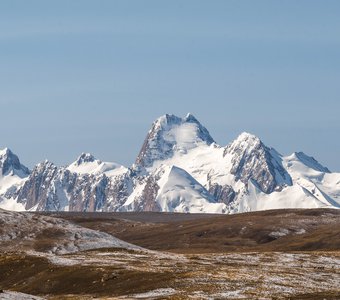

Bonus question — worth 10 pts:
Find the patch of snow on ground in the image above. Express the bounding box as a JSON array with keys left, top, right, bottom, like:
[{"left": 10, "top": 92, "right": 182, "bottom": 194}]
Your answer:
[
  {"left": 212, "top": 290, "right": 247, "bottom": 299},
  {"left": 0, "top": 210, "right": 141, "bottom": 254},
  {"left": 295, "top": 228, "right": 306, "bottom": 235},
  {"left": 130, "top": 288, "right": 177, "bottom": 299},
  {"left": 269, "top": 228, "right": 290, "bottom": 238}
]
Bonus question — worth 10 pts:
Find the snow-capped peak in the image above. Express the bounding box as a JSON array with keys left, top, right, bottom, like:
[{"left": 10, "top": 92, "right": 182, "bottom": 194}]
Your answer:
[
  {"left": 224, "top": 132, "right": 264, "bottom": 162},
  {"left": 74, "top": 153, "right": 97, "bottom": 165},
  {"left": 184, "top": 112, "right": 198, "bottom": 122},
  {"left": 67, "top": 154, "right": 127, "bottom": 177},
  {"left": 135, "top": 113, "right": 215, "bottom": 168},
  {"left": 224, "top": 132, "right": 292, "bottom": 193},
  {"left": 0, "top": 148, "right": 30, "bottom": 202},
  {"left": 0, "top": 147, "right": 30, "bottom": 177},
  {"left": 155, "top": 113, "right": 181, "bottom": 127},
  {"left": 0, "top": 147, "right": 10, "bottom": 156},
  {"left": 230, "top": 132, "right": 261, "bottom": 149},
  {"left": 0, "top": 148, "right": 16, "bottom": 162}
]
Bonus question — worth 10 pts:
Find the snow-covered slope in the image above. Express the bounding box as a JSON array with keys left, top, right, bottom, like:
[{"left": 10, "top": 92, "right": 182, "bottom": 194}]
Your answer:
[
  {"left": 1, "top": 113, "right": 339, "bottom": 213},
  {"left": 155, "top": 165, "right": 225, "bottom": 213},
  {"left": 283, "top": 152, "right": 340, "bottom": 207},
  {"left": 122, "top": 165, "right": 226, "bottom": 213}
]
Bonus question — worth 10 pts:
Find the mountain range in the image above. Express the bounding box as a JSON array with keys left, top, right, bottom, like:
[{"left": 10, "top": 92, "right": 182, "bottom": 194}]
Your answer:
[{"left": 1, "top": 113, "right": 339, "bottom": 213}]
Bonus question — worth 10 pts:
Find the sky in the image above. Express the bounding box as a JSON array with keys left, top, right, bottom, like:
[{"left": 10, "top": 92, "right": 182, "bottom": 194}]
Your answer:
[{"left": 0, "top": 0, "right": 339, "bottom": 170}]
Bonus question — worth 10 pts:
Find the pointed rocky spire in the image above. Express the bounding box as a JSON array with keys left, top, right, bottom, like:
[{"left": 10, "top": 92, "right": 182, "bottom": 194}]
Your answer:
[
  {"left": 0, "top": 148, "right": 30, "bottom": 177},
  {"left": 135, "top": 114, "right": 215, "bottom": 168},
  {"left": 75, "top": 153, "right": 97, "bottom": 165},
  {"left": 224, "top": 132, "right": 292, "bottom": 193}
]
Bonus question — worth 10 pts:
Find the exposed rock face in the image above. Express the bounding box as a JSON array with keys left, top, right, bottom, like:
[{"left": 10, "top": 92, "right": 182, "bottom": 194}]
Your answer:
[
  {"left": 208, "top": 183, "right": 236, "bottom": 205},
  {"left": 139, "top": 177, "right": 160, "bottom": 212},
  {"left": 0, "top": 148, "right": 30, "bottom": 176},
  {"left": 135, "top": 113, "right": 215, "bottom": 168},
  {"left": 224, "top": 133, "right": 292, "bottom": 194},
  {"left": 74, "top": 153, "right": 96, "bottom": 165},
  {"left": 16, "top": 161, "right": 128, "bottom": 212},
  {"left": 102, "top": 171, "right": 134, "bottom": 212},
  {"left": 17, "top": 161, "right": 65, "bottom": 210},
  {"left": 65, "top": 173, "right": 105, "bottom": 212},
  {"left": 131, "top": 176, "right": 161, "bottom": 212}
]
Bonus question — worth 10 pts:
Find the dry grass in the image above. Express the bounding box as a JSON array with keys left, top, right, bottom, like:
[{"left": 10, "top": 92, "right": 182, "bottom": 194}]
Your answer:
[
  {"left": 49, "top": 208, "right": 340, "bottom": 253},
  {"left": 0, "top": 250, "right": 339, "bottom": 299},
  {"left": 0, "top": 251, "right": 176, "bottom": 298},
  {"left": 1, "top": 208, "right": 339, "bottom": 299}
]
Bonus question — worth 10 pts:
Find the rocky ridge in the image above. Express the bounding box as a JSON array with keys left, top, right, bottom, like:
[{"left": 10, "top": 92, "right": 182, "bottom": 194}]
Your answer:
[{"left": 1, "top": 114, "right": 339, "bottom": 213}]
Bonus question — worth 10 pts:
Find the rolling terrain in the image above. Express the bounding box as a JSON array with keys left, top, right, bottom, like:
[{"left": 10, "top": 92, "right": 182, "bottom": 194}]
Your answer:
[
  {"left": 0, "top": 208, "right": 339, "bottom": 299},
  {"left": 52, "top": 208, "right": 340, "bottom": 253},
  {"left": 1, "top": 114, "right": 340, "bottom": 298}
]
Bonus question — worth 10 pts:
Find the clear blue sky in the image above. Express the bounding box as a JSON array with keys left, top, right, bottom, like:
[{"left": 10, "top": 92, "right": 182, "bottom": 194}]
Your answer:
[{"left": 1, "top": 0, "right": 339, "bottom": 170}]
